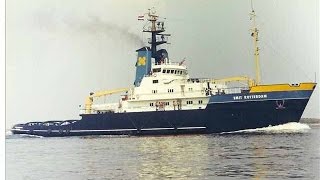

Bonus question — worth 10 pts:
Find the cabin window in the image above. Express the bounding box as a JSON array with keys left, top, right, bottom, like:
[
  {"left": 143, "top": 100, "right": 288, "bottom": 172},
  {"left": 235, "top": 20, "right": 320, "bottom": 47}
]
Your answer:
[
  {"left": 150, "top": 103, "right": 154, "bottom": 106},
  {"left": 168, "top": 89, "right": 174, "bottom": 93},
  {"left": 188, "top": 88, "right": 193, "bottom": 91},
  {"left": 153, "top": 80, "right": 159, "bottom": 84},
  {"left": 187, "top": 101, "right": 193, "bottom": 105},
  {"left": 166, "top": 70, "right": 170, "bottom": 73},
  {"left": 165, "top": 102, "right": 170, "bottom": 106},
  {"left": 171, "top": 70, "right": 174, "bottom": 74},
  {"left": 152, "top": 90, "right": 158, "bottom": 94},
  {"left": 199, "top": 100, "right": 203, "bottom": 104},
  {"left": 162, "top": 69, "right": 166, "bottom": 73},
  {"left": 153, "top": 68, "right": 161, "bottom": 73},
  {"left": 180, "top": 71, "right": 183, "bottom": 75},
  {"left": 174, "top": 70, "right": 177, "bottom": 74}
]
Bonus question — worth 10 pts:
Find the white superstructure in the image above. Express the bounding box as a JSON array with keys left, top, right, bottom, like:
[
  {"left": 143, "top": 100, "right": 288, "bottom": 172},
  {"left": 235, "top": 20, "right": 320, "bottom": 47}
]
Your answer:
[
  {"left": 83, "top": 9, "right": 256, "bottom": 115},
  {"left": 90, "top": 61, "right": 229, "bottom": 114}
]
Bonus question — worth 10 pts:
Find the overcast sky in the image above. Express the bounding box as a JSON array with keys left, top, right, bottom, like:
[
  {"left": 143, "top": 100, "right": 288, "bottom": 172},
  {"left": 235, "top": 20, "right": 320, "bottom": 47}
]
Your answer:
[{"left": 6, "top": 0, "right": 319, "bottom": 128}]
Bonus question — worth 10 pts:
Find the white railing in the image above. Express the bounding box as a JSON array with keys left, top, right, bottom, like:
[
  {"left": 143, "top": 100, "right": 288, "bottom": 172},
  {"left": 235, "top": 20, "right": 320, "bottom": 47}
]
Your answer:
[
  {"left": 223, "top": 87, "right": 248, "bottom": 94},
  {"left": 152, "top": 62, "right": 186, "bottom": 67},
  {"left": 79, "top": 86, "right": 250, "bottom": 114},
  {"left": 126, "top": 86, "right": 249, "bottom": 101}
]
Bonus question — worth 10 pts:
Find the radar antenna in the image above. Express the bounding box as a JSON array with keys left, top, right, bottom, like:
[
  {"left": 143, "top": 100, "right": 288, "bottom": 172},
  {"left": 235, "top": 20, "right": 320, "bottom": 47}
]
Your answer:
[{"left": 139, "top": 8, "right": 170, "bottom": 62}]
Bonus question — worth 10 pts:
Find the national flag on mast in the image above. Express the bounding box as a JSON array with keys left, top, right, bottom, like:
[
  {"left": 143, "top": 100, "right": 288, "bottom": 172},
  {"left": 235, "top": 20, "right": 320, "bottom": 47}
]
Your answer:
[{"left": 138, "top": 15, "right": 144, "bottom": 21}]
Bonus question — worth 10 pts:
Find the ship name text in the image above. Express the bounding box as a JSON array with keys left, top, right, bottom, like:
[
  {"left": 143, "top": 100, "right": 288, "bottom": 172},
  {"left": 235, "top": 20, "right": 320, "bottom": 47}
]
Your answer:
[{"left": 233, "top": 94, "right": 267, "bottom": 100}]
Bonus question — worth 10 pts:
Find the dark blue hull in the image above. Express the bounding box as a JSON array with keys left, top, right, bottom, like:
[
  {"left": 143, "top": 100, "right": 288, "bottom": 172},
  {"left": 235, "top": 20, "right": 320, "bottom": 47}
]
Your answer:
[{"left": 11, "top": 90, "right": 312, "bottom": 137}]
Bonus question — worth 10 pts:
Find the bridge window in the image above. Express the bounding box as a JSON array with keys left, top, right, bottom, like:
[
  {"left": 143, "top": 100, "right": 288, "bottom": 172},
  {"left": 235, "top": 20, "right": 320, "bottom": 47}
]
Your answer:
[
  {"left": 152, "top": 90, "right": 158, "bottom": 94},
  {"left": 162, "top": 69, "right": 166, "bottom": 73},
  {"left": 171, "top": 70, "right": 174, "bottom": 74},
  {"left": 153, "top": 68, "right": 161, "bottom": 73},
  {"left": 168, "top": 89, "right": 174, "bottom": 93},
  {"left": 153, "top": 80, "right": 159, "bottom": 84},
  {"left": 166, "top": 69, "right": 170, "bottom": 73}
]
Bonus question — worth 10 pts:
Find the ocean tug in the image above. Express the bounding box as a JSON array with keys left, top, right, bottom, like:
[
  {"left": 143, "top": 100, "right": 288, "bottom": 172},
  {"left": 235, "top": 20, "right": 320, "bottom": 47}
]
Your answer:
[{"left": 11, "top": 9, "right": 316, "bottom": 137}]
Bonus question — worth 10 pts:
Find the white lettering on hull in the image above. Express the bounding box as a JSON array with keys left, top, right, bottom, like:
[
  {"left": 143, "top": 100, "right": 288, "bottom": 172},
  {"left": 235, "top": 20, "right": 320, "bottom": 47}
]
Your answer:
[{"left": 233, "top": 94, "right": 267, "bottom": 100}]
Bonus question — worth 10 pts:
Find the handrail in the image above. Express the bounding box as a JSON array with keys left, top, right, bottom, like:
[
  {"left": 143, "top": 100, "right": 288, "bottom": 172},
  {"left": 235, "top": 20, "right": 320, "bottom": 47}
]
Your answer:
[
  {"left": 127, "top": 86, "right": 249, "bottom": 100},
  {"left": 84, "top": 87, "right": 129, "bottom": 114},
  {"left": 152, "top": 62, "right": 186, "bottom": 66}
]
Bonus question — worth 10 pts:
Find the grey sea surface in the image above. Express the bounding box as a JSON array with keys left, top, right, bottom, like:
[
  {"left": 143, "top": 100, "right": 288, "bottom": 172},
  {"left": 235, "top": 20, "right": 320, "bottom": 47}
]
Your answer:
[{"left": 6, "top": 122, "right": 320, "bottom": 180}]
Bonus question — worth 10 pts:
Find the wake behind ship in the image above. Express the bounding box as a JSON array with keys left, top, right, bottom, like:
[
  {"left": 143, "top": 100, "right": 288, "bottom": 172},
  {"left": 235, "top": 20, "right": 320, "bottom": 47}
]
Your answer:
[{"left": 11, "top": 8, "right": 316, "bottom": 137}]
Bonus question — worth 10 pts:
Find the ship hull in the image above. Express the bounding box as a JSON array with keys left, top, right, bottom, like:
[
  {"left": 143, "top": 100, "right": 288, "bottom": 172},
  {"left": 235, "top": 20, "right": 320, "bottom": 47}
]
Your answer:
[{"left": 11, "top": 90, "right": 313, "bottom": 137}]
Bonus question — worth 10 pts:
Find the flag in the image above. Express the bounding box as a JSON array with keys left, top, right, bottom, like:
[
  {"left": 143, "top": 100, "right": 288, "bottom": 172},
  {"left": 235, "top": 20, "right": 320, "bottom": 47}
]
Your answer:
[{"left": 179, "top": 59, "right": 186, "bottom": 65}]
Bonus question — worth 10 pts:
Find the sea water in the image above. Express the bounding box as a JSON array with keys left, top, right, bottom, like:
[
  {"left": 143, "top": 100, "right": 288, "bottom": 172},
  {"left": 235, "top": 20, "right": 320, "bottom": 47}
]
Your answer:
[{"left": 6, "top": 122, "right": 320, "bottom": 180}]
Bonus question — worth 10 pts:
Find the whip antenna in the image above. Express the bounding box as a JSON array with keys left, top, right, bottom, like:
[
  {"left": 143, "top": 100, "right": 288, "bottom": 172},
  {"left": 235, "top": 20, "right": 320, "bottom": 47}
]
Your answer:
[{"left": 251, "top": 0, "right": 254, "bottom": 12}]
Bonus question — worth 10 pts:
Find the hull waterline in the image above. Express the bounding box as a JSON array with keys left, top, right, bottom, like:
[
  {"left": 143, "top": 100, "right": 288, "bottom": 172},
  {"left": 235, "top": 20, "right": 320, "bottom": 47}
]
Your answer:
[{"left": 11, "top": 90, "right": 313, "bottom": 137}]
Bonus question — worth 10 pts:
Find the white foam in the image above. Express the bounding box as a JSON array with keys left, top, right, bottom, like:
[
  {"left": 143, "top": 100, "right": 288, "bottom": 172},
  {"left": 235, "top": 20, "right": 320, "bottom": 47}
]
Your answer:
[
  {"left": 6, "top": 131, "right": 43, "bottom": 138},
  {"left": 19, "top": 134, "right": 44, "bottom": 138},
  {"left": 5, "top": 130, "right": 12, "bottom": 136},
  {"left": 225, "top": 122, "right": 311, "bottom": 134}
]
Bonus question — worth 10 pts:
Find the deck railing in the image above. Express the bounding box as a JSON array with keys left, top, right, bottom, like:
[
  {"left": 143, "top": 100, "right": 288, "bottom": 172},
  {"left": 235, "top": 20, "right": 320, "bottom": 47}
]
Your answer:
[
  {"left": 152, "top": 62, "right": 186, "bottom": 66},
  {"left": 80, "top": 86, "right": 250, "bottom": 114},
  {"left": 126, "top": 86, "right": 249, "bottom": 100}
]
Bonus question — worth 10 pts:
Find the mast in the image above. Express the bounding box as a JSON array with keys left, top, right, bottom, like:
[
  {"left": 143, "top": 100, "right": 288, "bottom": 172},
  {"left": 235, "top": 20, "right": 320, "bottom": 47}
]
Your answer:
[
  {"left": 142, "top": 9, "right": 170, "bottom": 61},
  {"left": 250, "top": 0, "right": 261, "bottom": 85}
]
